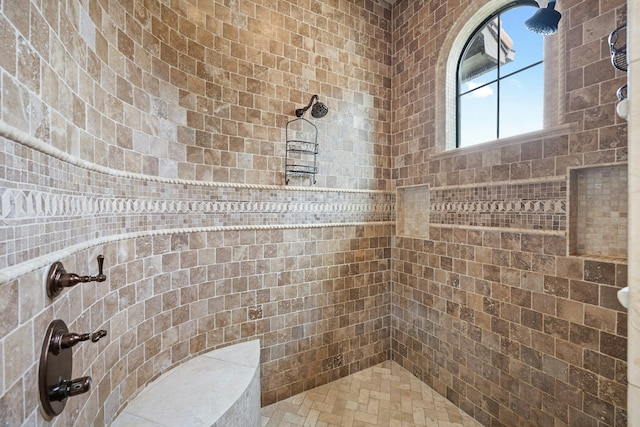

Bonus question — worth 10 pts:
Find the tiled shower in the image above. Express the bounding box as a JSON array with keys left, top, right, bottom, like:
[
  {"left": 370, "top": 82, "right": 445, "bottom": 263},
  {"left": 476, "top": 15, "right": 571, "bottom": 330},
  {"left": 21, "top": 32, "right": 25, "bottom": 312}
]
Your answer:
[{"left": 0, "top": 0, "right": 633, "bottom": 426}]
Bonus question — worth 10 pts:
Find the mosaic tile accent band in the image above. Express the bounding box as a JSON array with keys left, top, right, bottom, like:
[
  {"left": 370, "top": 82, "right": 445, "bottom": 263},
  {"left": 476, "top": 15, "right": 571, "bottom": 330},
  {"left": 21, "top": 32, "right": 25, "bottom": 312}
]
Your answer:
[{"left": 429, "top": 181, "right": 567, "bottom": 230}]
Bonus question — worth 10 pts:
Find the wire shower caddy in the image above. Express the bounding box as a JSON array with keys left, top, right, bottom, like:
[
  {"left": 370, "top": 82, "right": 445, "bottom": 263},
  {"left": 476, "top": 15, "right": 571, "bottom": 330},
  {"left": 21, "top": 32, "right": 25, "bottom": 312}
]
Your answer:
[{"left": 285, "top": 117, "right": 318, "bottom": 185}]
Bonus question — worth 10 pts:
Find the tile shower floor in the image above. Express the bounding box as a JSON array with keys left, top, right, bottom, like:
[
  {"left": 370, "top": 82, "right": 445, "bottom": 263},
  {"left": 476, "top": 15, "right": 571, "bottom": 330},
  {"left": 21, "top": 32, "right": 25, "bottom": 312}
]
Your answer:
[{"left": 261, "top": 361, "right": 481, "bottom": 427}]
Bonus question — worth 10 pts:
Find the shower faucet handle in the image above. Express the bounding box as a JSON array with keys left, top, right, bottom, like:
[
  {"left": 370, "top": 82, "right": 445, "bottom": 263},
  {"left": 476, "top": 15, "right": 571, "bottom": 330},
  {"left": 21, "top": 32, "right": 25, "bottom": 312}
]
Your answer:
[
  {"left": 89, "top": 329, "right": 108, "bottom": 342},
  {"left": 95, "top": 254, "right": 105, "bottom": 281},
  {"left": 51, "top": 329, "right": 107, "bottom": 354},
  {"left": 48, "top": 376, "right": 92, "bottom": 401},
  {"left": 50, "top": 328, "right": 108, "bottom": 354},
  {"left": 46, "top": 255, "right": 107, "bottom": 298}
]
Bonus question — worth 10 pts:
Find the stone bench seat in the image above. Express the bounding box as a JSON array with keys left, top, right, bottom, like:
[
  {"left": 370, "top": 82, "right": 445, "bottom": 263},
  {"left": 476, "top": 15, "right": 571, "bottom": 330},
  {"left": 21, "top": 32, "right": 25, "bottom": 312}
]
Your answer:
[{"left": 111, "top": 340, "right": 261, "bottom": 427}]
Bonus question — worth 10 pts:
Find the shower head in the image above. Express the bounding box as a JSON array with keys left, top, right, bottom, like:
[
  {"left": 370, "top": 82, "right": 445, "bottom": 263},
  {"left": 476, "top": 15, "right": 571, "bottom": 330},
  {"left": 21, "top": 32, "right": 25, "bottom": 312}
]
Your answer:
[
  {"left": 295, "top": 95, "right": 329, "bottom": 118},
  {"left": 525, "top": 1, "right": 561, "bottom": 35},
  {"left": 311, "top": 101, "right": 328, "bottom": 118}
]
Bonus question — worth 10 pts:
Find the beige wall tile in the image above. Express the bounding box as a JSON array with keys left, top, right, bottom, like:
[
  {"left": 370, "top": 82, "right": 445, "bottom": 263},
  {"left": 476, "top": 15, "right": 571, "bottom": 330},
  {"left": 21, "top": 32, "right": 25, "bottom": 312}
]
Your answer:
[{"left": 0, "top": 1, "right": 631, "bottom": 427}]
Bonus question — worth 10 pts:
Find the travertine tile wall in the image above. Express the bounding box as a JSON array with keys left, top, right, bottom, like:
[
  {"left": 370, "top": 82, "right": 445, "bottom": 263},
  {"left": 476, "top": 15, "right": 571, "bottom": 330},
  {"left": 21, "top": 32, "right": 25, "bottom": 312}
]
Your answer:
[
  {"left": 0, "top": 0, "right": 394, "bottom": 425},
  {"left": 0, "top": 1, "right": 634, "bottom": 427},
  {"left": 0, "top": 223, "right": 392, "bottom": 425},
  {"left": 0, "top": 135, "right": 394, "bottom": 270},
  {"left": 0, "top": 0, "right": 392, "bottom": 190},
  {"left": 391, "top": 0, "right": 629, "bottom": 426}
]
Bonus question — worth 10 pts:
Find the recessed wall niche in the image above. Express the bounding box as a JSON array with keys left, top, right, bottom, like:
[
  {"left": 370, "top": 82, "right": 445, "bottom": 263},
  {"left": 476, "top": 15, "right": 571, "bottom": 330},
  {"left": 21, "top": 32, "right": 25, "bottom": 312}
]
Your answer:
[
  {"left": 569, "top": 164, "right": 628, "bottom": 259},
  {"left": 397, "top": 184, "right": 430, "bottom": 238}
]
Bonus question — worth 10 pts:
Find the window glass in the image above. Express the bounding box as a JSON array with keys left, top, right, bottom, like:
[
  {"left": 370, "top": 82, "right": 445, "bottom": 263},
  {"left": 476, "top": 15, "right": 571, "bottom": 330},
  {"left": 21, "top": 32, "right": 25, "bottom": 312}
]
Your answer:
[
  {"left": 499, "top": 6, "right": 543, "bottom": 75},
  {"left": 459, "top": 30, "right": 498, "bottom": 87},
  {"left": 459, "top": 82, "right": 497, "bottom": 146},
  {"left": 500, "top": 65, "right": 543, "bottom": 139},
  {"left": 457, "top": 2, "right": 543, "bottom": 147}
]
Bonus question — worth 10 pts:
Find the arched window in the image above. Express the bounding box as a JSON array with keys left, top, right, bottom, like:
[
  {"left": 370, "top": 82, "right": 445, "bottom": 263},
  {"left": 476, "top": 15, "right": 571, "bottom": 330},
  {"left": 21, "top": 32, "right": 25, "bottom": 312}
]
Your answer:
[{"left": 456, "top": 1, "right": 544, "bottom": 147}]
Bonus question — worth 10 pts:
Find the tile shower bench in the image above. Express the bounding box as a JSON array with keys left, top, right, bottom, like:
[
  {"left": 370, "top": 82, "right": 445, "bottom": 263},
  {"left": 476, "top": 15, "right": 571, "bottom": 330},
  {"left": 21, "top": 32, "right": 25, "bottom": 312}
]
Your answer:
[{"left": 111, "top": 339, "right": 261, "bottom": 427}]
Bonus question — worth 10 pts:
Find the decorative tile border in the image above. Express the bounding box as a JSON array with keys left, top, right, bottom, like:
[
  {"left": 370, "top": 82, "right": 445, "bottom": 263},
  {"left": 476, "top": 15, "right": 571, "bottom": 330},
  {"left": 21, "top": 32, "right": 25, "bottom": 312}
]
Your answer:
[
  {"left": 0, "top": 122, "right": 395, "bottom": 281},
  {"left": 431, "top": 200, "right": 566, "bottom": 215},
  {"left": 429, "top": 180, "right": 567, "bottom": 231},
  {"left": 0, "top": 188, "right": 393, "bottom": 220}
]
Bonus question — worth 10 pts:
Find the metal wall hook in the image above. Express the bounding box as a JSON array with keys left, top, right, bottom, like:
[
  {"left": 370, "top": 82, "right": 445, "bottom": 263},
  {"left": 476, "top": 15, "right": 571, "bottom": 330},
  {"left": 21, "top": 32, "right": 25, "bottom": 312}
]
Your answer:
[{"left": 47, "top": 255, "right": 107, "bottom": 298}]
